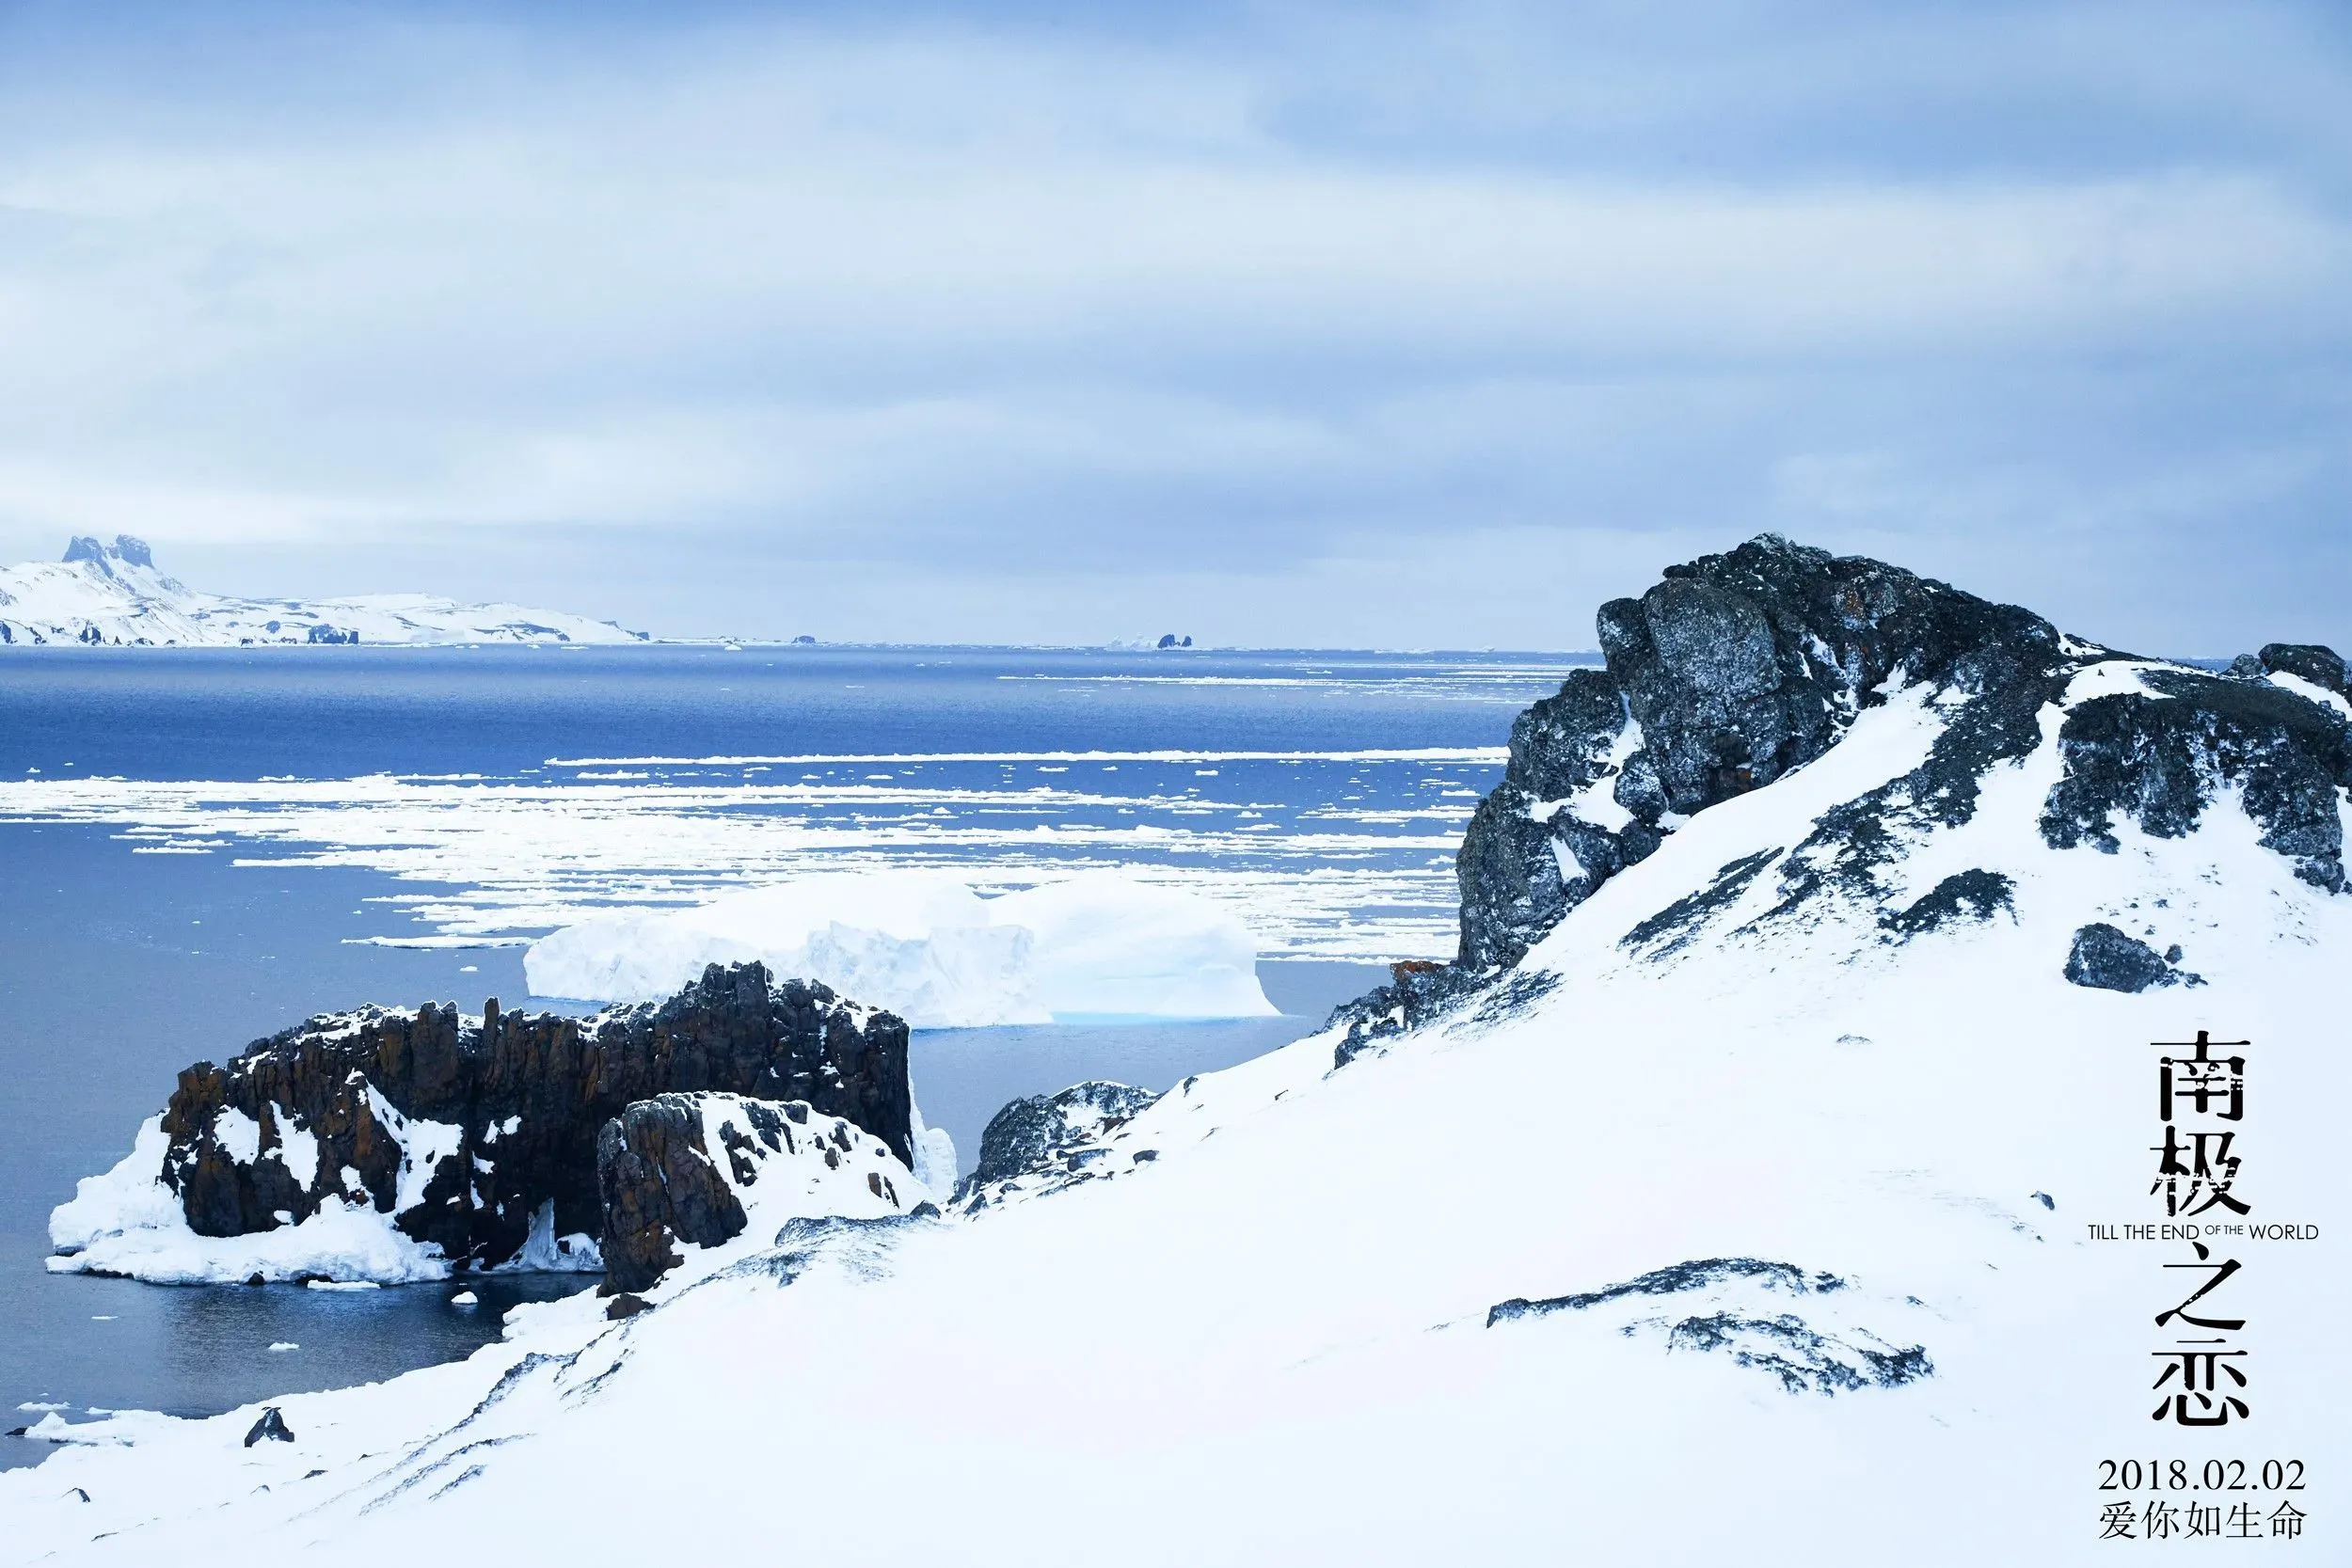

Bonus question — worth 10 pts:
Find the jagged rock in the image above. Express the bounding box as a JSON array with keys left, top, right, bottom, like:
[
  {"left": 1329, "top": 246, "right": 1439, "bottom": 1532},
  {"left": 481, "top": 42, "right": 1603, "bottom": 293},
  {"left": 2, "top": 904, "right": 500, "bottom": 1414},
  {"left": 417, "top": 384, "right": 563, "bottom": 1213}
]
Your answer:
[
  {"left": 1330, "top": 960, "right": 1486, "bottom": 1068},
  {"left": 954, "top": 1082, "right": 1160, "bottom": 1210},
  {"left": 1487, "top": 1257, "right": 1930, "bottom": 1396},
  {"left": 1879, "top": 869, "right": 2016, "bottom": 938},
  {"left": 2259, "top": 642, "right": 2347, "bottom": 696},
  {"left": 1488, "top": 1258, "right": 1847, "bottom": 1324},
  {"left": 1664, "top": 1311, "right": 1932, "bottom": 1395},
  {"left": 604, "top": 1293, "right": 651, "bottom": 1321},
  {"left": 152, "top": 963, "right": 911, "bottom": 1270},
  {"left": 1445, "top": 534, "right": 2066, "bottom": 975},
  {"left": 2063, "top": 924, "right": 2196, "bottom": 992},
  {"left": 1335, "top": 534, "right": 2352, "bottom": 1064},
  {"left": 244, "top": 1408, "right": 294, "bottom": 1447},
  {"left": 2040, "top": 671, "right": 2351, "bottom": 892},
  {"left": 596, "top": 1090, "right": 915, "bottom": 1292},
  {"left": 1599, "top": 537, "right": 2063, "bottom": 819},
  {"left": 596, "top": 1096, "right": 756, "bottom": 1291}
]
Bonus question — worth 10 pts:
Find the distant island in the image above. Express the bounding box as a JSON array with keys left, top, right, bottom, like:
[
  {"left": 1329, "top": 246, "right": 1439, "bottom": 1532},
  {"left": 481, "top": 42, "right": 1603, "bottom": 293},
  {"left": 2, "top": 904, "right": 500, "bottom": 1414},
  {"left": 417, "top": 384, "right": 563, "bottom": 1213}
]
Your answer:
[{"left": 0, "top": 535, "right": 648, "bottom": 647}]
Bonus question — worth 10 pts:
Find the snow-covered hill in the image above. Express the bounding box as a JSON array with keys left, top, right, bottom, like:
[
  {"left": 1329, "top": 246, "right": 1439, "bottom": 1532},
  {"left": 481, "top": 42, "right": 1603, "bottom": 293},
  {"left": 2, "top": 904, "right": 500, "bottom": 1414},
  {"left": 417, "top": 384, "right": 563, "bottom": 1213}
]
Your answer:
[
  {"left": 7, "top": 536, "right": 2345, "bottom": 1565},
  {"left": 0, "top": 535, "right": 645, "bottom": 646}
]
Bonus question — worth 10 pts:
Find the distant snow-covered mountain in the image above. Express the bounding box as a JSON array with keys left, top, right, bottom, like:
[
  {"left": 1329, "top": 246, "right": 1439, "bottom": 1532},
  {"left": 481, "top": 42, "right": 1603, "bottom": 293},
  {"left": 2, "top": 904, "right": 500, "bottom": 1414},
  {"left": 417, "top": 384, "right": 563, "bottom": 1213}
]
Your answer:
[{"left": 0, "top": 535, "right": 646, "bottom": 646}]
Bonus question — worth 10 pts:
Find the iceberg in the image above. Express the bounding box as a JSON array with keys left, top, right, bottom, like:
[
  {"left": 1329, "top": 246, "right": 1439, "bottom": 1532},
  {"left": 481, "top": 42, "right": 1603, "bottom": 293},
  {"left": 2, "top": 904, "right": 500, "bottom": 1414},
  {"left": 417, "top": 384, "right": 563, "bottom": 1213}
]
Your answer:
[{"left": 522, "top": 870, "right": 1276, "bottom": 1027}]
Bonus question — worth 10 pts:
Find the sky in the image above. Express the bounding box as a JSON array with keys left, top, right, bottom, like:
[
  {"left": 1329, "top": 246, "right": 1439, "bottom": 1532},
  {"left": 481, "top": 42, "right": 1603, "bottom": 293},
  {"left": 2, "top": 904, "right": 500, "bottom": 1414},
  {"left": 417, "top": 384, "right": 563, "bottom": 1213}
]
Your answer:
[{"left": 0, "top": 0, "right": 2345, "bottom": 650}]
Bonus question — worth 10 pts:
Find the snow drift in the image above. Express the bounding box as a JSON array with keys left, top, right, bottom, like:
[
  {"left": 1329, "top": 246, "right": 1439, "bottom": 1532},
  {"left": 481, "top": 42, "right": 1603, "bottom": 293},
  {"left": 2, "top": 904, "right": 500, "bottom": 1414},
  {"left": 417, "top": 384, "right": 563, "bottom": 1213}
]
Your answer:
[
  {"left": 523, "top": 870, "right": 1277, "bottom": 1026},
  {"left": 8, "top": 536, "right": 2347, "bottom": 1567}
]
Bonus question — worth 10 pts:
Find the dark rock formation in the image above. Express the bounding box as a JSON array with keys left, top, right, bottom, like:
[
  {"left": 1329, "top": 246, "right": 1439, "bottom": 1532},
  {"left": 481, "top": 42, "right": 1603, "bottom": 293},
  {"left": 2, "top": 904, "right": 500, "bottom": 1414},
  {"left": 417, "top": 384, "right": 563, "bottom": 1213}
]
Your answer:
[
  {"left": 969, "top": 1081, "right": 1158, "bottom": 1188},
  {"left": 2259, "top": 642, "right": 2347, "bottom": 695},
  {"left": 244, "top": 1407, "right": 294, "bottom": 1446},
  {"left": 1488, "top": 1258, "right": 1846, "bottom": 1325},
  {"left": 147, "top": 962, "right": 911, "bottom": 1272},
  {"left": 596, "top": 1091, "right": 915, "bottom": 1292},
  {"left": 1663, "top": 1311, "right": 1932, "bottom": 1395},
  {"left": 1445, "top": 534, "right": 2067, "bottom": 976},
  {"left": 955, "top": 1081, "right": 1160, "bottom": 1210},
  {"left": 1487, "top": 1257, "right": 1928, "bottom": 1396},
  {"left": 1331, "top": 532, "right": 2352, "bottom": 1069},
  {"left": 2063, "top": 924, "right": 2200, "bottom": 992},
  {"left": 597, "top": 1096, "right": 753, "bottom": 1292},
  {"left": 1880, "top": 869, "right": 2016, "bottom": 938},
  {"left": 2040, "top": 671, "right": 2351, "bottom": 892}
]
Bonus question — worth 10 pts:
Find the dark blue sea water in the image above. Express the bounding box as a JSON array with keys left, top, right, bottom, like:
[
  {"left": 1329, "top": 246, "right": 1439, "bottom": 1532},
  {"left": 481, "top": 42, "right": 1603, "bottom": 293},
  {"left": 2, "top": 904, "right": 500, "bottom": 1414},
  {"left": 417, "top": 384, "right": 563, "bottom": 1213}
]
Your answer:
[{"left": 0, "top": 644, "right": 1583, "bottom": 1467}]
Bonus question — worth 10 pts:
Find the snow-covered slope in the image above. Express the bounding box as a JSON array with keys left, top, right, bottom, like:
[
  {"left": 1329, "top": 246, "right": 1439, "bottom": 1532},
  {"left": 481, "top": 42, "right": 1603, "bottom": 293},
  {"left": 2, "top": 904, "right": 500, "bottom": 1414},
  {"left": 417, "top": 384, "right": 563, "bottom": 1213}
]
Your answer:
[
  {"left": 524, "top": 870, "right": 1277, "bottom": 1025},
  {"left": 7, "top": 536, "right": 2346, "bottom": 1565},
  {"left": 0, "top": 535, "right": 644, "bottom": 646}
]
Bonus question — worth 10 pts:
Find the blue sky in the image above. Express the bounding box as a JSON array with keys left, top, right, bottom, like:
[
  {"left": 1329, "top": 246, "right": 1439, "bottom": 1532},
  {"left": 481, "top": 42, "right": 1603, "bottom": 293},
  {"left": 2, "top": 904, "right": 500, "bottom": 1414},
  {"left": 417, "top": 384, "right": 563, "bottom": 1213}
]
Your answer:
[{"left": 0, "top": 1, "right": 2345, "bottom": 648}]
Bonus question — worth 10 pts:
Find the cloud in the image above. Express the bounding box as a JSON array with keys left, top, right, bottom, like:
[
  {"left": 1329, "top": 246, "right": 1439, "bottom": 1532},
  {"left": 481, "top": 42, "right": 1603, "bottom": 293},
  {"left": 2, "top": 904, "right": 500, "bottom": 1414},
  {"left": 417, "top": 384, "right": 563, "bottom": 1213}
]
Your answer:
[{"left": 0, "top": 1, "right": 2344, "bottom": 646}]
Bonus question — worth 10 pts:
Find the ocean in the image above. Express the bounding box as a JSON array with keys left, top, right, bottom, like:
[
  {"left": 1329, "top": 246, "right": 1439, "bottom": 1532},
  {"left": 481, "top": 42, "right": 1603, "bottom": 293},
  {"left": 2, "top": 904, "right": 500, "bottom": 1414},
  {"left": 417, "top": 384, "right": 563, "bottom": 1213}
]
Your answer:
[{"left": 0, "top": 643, "right": 1588, "bottom": 1465}]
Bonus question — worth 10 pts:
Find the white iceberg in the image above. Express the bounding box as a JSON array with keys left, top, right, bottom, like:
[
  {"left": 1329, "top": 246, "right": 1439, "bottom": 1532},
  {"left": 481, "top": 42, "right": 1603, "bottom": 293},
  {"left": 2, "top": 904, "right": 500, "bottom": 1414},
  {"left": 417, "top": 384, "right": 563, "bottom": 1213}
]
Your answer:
[{"left": 522, "top": 870, "right": 1276, "bottom": 1027}]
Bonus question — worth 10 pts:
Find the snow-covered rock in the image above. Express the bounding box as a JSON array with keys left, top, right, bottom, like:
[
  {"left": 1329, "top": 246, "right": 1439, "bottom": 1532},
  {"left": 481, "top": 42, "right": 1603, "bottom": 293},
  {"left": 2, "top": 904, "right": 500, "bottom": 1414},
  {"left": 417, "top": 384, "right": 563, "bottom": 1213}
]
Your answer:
[
  {"left": 951, "top": 1079, "right": 1161, "bottom": 1211},
  {"left": 595, "top": 1092, "right": 931, "bottom": 1294},
  {"left": 48, "top": 964, "right": 914, "bottom": 1285},
  {"left": 7, "top": 535, "right": 2346, "bottom": 1566},
  {"left": 523, "top": 870, "right": 1276, "bottom": 1026},
  {"left": 0, "top": 534, "right": 644, "bottom": 647}
]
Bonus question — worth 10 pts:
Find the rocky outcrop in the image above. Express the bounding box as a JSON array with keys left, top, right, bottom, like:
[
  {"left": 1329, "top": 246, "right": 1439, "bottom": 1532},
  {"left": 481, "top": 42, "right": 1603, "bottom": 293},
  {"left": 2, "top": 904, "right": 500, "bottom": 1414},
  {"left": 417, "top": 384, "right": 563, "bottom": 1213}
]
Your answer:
[
  {"left": 2259, "top": 642, "right": 2346, "bottom": 695},
  {"left": 953, "top": 1081, "right": 1160, "bottom": 1211},
  {"left": 153, "top": 962, "right": 911, "bottom": 1271},
  {"left": 1334, "top": 533, "right": 2352, "bottom": 1066},
  {"left": 1486, "top": 1257, "right": 1932, "bottom": 1397},
  {"left": 243, "top": 1407, "right": 294, "bottom": 1447},
  {"left": 596, "top": 1091, "right": 914, "bottom": 1292},
  {"left": 2040, "top": 670, "right": 2351, "bottom": 892},
  {"left": 2063, "top": 924, "right": 2201, "bottom": 992},
  {"left": 1446, "top": 535, "right": 2069, "bottom": 976}
]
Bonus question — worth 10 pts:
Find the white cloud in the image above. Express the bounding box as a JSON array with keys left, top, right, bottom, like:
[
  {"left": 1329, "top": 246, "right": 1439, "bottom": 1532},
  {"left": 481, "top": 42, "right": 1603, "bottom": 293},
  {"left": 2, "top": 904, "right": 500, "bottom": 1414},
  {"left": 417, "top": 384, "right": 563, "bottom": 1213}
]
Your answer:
[{"left": 0, "top": 3, "right": 2344, "bottom": 646}]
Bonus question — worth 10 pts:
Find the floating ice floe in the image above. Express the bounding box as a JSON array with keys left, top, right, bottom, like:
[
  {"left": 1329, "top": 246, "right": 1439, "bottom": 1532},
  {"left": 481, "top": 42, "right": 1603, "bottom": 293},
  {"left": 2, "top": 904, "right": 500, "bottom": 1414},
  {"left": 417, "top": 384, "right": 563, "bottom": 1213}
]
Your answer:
[{"left": 522, "top": 869, "right": 1277, "bottom": 1027}]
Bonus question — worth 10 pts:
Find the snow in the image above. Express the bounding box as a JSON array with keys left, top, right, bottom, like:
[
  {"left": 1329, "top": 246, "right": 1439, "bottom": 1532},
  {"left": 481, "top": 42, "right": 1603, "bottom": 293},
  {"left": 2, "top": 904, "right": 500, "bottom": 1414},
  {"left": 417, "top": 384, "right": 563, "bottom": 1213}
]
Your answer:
[
  {"left": 524, "top": 869, "right": 1276, "bottom": 1026},
  {"left": 361, "top": 1086, "right": 464, "bottom": 1216},
  {"left": 48, "top": 1192, "right": 453, "bottom": 1287},
  {"left": 0, "top": 536, "right": 643, "bottom": 648},
  {"left": 45, "top": 1117, "right": 453, "bottom": 1287},
  {"left": 209, "top": 1108, "right": 261, "bottom": 1166},
  {"left": 274, "top": 1127, "right": 320, "bottom": 1191},
  {"left": 7, "top": 649, "right": 2348, "bottom": 1565}
]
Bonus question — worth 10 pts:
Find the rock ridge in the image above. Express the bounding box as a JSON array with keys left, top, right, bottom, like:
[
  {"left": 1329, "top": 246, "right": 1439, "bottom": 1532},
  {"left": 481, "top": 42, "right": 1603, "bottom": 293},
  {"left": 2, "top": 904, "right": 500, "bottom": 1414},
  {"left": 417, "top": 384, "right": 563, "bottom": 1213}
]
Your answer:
[{"left": 145, "top": 962, "right": 911, "bottom": 1272}]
